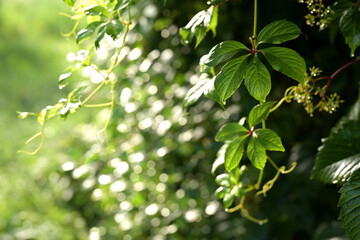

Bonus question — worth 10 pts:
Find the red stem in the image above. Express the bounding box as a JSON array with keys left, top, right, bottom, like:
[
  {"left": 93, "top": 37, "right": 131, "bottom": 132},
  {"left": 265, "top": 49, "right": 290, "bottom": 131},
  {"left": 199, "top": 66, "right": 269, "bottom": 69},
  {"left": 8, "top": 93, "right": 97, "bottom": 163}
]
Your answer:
[{"left": 322, "top": 58, "right": 360, "bottom": 98}]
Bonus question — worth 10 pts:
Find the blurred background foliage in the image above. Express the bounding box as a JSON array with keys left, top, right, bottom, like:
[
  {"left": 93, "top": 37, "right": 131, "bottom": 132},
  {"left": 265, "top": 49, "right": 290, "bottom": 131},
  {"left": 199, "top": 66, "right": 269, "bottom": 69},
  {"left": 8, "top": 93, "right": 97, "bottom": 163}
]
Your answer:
[{"left": 1, "top": 0, "right": 359, "bottom": 239}]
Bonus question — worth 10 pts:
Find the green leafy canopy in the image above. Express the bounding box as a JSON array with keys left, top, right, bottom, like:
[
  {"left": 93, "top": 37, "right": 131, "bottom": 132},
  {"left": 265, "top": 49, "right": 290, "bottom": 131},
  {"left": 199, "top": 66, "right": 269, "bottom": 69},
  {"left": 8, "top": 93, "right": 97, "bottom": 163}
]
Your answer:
[{"left": 312, "top": 120, "right": 360, "bottom": 184}]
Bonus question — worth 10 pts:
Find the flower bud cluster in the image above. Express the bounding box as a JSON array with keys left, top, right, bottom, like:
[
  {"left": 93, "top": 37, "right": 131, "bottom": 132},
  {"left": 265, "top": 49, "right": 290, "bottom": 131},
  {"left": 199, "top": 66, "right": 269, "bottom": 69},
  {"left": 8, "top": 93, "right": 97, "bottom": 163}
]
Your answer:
[
  {"left": 287, "top": 67, "right": 343, "bottom": 116},
  {"left": 298, "top": 0, "right": 333, "bottom": 30}
]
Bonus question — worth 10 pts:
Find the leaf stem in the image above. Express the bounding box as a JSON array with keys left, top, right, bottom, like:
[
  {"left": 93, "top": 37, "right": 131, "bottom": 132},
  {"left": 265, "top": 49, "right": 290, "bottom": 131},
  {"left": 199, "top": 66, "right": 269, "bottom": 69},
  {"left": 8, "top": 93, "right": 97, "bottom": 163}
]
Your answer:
[
  {"left": 322, "top": 58, "right": 360, "bottom": 98},
  {"left": 255, "top": 169, "right": 264, "bottom": 189},
  {"left": 253, "top": 0, "right": 258, "bottom": 46},
  {"left": 81, "top": 81, "right": 106, "bottom": 106}
]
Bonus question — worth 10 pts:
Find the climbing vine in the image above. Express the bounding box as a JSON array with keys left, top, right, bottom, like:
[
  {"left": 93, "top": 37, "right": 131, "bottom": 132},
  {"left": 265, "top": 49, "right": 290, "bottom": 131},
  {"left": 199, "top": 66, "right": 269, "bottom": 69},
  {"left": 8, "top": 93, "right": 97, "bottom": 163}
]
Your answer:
[{"left": 17, "top": 0, "right": 360, "bottom": 238}]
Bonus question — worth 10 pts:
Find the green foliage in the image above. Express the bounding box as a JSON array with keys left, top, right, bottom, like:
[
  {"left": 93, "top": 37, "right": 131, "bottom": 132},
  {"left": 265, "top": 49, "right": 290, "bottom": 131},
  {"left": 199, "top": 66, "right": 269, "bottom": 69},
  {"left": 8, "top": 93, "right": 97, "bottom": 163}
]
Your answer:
[
  {"left": 214, "top": 55, "right": 249, "bottom": 102},
  {"left": 261, "top": 47, "right": 306, "bottom": 84},
  {"left": 339, "top": 170, "right": 360, "bottom": 239},
  {"left": 327, "top": 0, "right": 360, "bottom": 56},
  {"left": 248, "top": 102, "right": 275, "bottom": 128},
  {"left": 257, "top": 20, "right": 302, "bottom": 45},
  {"left": 339, "top": 6, "right": 360, "bottom": 56},
  {"left": 9, "top": 0, "right": 360, "bottom": 238},
  {"left": 312, "top": 120, "right": 360, "bottom": 184},
  {"left": 204, "top": 40, "right": 250, "bottom": 67},
  {"left": 179, "top": 6, "right": 218, "bottom": 48},
  {"left": 244, "top": 57, "right": 271, "bottom": 101}
]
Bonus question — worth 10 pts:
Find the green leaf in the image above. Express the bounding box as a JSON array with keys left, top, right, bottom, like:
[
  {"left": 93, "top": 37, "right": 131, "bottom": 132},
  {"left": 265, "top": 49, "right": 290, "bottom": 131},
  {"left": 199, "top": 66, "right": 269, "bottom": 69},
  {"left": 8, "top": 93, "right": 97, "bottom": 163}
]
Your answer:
[
  {"left": 215, "top": 123, "right": 249, "bottom": 142},
  {"left": 224, "top": 135, "right": 248, "bottom": 172},
  {"left": 179, "top": 7, "right": 217, "bottom": 48},
  {"left": 261, "top": 47, "right": 306, "bottom": 84},
  {"left": 215, "top": 186, "right": 227, "bottom": 199},
  {"left": 105, "top": 20, "right": 123, "bottom": 40},
  {"left": 212, "top": 144, "right": 227, "bottom": 175},
  {"left": 247, "top": 135, "right": 267, "bottom": 169},
  {"left": 95, "top": 25, "right": 107, "bottom": 49},
  {"left": 204, "top": 40, "right": 250, "bottom": 67},
  {"left": 248, "top": 101, "right": 275, "bottom": 128},
  {"left": 203, "top": 77, "right": 225, "bottom": 108},
  {"left": 254, "top": 128, "right": 285, "bottom": 152},
  {"left": 214, "top": 54, "right": 249, "bottom": 102},
  {"left": 257, "top": 20, "right": 302, "bottom": 45},
  {"left": 339, "top": 171, "right": 360, "bottom": 239},
  {"left": 76, "top": 21, "right": 105, "bottom": 44},
  {"left": 244, "top": 57, "right": 271, "bottom": 102},
  {"left": 63, "top": 0, "right": 76, "bottom": 7},
  {"left": 312, "top": 120, "right": 360, "bottom": 184},
  {"left": 208, "top": 6, "right": 218, "bottom": 36},
  {"left": 114, "top": 0, "right": 132, "bottom": 11},
  {"left": 223, "top": 189, "right": 235, "bottom": 208},
  {"left": 85, "top": 6, "right": 109, "bottom": 18},
  {"left": 340, "top": 7, "right": 360, "bottom": 56},
  {"left": 215, "top": 173, "right": 231, "bottom": 187},
  {"left": 183, "top": 78, "right": 208, "bottom": 108}
]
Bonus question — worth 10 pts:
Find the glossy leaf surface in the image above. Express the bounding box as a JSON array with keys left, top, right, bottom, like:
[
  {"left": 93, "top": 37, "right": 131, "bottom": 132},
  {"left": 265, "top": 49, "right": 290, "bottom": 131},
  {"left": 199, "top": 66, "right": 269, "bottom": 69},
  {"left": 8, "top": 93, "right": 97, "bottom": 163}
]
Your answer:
[
  {"left": 257, "top": 20, "right": 301, "bottom": 45},
  {"left": 261, "top": 47, "right": 306, "bottom": 84},
  {"left": 215, "top": 123, "right": 249, "bottom": 142},
  {"left": 339, "top": 171, "right": 360, "bottom": 239},
  {"left": 254, "top": 128, "right": 285, "bottom": 152},
  {"left": 248, "top": 102, "right": 275, "bottom": 128},
  {"left": 214, "top": 55, "right": 249, "bottom": 102},
  {"left": 204, "top": 41, "right": 249, "bottom": 67},
  {"left": 312, "top": 120, "right": 360, "bottom": 184},
  {"left": 225, "top": 135, "right": 248, "bottom": 172},
  {"left": 244, "top": 57, "right": 271, "bottom": 102}
]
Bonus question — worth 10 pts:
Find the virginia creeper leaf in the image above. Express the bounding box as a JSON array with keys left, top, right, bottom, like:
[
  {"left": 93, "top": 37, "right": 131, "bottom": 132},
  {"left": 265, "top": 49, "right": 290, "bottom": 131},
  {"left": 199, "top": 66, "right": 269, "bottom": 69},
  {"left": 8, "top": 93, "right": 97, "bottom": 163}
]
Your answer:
[
  {"left": 261, "top": 47, "right": 306, "bottom": 84},
  {"left": 214, "top": 54, "right": 249, "bottom": 102},
  {"left": 223, "top": 189, "right": 235, "bottom": 208},
  {"left": 215, "top": 173, "right": 231, "bottom": 187},
  {"left": 339, "top": 170, "right": 360, "bottom": 239},
  {"left": 105, "top": 20, "right": 124, "bottom": 40},
  {"left": 254, "top": 128, "right": 285, "bottom": 152},
  {"left": 204, "top": 40, "right": 250, "bottom": 67},
  {"left": 203, "top": 77, "right": 225, "bottom": 109},
  {"left": 248, "top": 101, "right": 275, "bottom": 128},
  {"left": 257, "top": 20, "right": 301, "bottom": 45},
  {"left": 215, "top": 186, "right": 227, "bottom": 199},
  {"left": 76, "top": 21, "right": 105, "bottom": 44},
  {"left": 208, "top": 6, "right": 218, "bottom": 36},
  {"left": 212, "top": 144, "right": 227, "bottom": 175},
  {"left": 247, "top": 135, "right": 267, "bottom": 169},
  {"left": 183, "top": 78, "right": 208, "bottom": 108},
  {"left": 63, "top": 0, "right": 76, "bottom": 7},
  {"left": 114, "top": 0, "right": 132, "bottom": 11},
  {"left": 244, "top": 57, "right": 271, "bottom": 102},
  {"left": 179, "top": 7, "right": 217, "bottom": 48},
  {"left": 183, "top": 74, "right": 224, "bottom": 108},
  {"left": 224, "top": 135, "right": 248, "bottom": 172},
  {"left": 215, "top": 123, "right": 249, "bottom": 142},
  {"left": 340, "top": 6, "right": 360, "bottom": 56},
  {"left": 85, "top": 6, "right": 109, "bottom": 18},
  {"left": 312, "top": 120, "right": 360, "bottom": 184}
]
